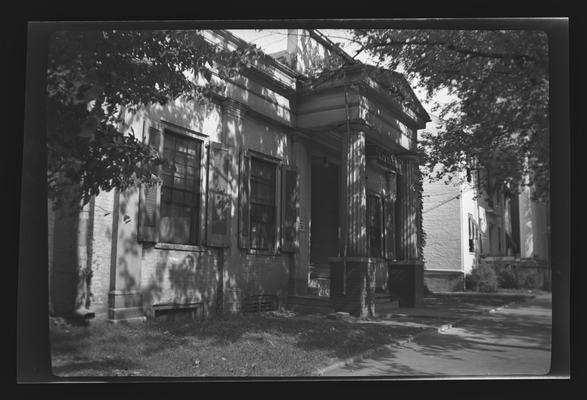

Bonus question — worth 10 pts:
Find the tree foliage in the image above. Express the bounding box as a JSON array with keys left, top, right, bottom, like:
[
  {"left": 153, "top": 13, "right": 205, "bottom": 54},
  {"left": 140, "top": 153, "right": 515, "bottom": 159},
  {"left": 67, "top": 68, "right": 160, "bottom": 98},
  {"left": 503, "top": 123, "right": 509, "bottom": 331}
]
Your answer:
[
  {"left": 47, "top": 30, "right": 262, "bottom": 209},
  {"left": 352, "top": 29, "right": 550, "bottom": 201}
]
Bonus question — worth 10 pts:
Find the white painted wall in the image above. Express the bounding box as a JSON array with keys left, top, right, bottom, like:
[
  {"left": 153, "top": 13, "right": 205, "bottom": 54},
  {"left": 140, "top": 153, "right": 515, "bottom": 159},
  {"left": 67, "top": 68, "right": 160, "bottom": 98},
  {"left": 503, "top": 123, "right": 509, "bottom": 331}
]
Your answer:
[
  {"left": 518, "top": 186, "right": 549, "bottom": 260},
  {"left": 460, "top": 178, "right": 479, "bottom": 275}
]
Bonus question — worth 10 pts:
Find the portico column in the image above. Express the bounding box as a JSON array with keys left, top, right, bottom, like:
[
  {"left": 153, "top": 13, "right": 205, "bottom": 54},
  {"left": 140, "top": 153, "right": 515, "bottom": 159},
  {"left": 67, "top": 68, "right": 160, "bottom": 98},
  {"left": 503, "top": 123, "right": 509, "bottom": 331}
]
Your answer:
[
  {"left": 342, "top": 130, "right": 368, "bottom": 257},
  {"left": 387, "top": 154, "right": 424, "bottom": 308},
  {"left": 329, "top": 129, "right": 374, "bottom": 317}
]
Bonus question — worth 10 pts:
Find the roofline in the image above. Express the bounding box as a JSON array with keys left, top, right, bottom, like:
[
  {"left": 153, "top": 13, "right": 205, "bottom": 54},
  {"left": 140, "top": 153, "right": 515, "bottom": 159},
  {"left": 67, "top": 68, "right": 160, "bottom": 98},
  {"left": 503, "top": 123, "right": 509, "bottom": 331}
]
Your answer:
[
  {"left": 307, "top": 29, "right": 357, "bottom": 65},
  {"left": 211, "top": 30, "right": 301, "bottom": 78}
]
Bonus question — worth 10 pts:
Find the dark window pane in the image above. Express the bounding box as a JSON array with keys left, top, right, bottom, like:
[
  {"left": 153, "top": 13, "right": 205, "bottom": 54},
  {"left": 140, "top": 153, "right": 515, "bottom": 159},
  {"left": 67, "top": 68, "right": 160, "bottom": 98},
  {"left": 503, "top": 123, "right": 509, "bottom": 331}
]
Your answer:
[
  {"left": 159, "top": 129, "right": 202, "bottom": 245},
  {"left": 250, "top": 157, "right": 276, "bottom": 250}
]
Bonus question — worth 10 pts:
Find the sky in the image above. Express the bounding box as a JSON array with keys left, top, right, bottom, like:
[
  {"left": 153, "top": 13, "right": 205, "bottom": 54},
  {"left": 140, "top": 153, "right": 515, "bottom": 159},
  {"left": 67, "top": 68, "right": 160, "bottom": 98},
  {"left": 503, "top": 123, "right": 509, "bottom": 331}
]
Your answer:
[{"left": 228, "top": 29, "right": 456, "bottom": 122}]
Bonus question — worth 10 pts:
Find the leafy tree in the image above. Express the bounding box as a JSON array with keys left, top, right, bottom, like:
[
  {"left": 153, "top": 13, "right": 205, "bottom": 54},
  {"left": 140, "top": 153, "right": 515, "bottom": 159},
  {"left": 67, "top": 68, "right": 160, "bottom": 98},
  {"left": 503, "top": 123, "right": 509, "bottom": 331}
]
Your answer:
[
  {"left": 352, "top": 29, "right": 550, "bottom": 201},
  {"left": 47, "top": 29, "right": 262, "bottom": 210}
]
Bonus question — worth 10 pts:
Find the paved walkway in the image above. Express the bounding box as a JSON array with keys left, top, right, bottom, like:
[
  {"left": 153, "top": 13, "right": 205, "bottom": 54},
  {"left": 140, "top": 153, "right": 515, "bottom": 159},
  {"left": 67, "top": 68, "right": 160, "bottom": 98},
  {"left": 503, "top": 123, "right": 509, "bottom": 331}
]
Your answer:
[{"left": 321, "top": 292, "right": 552, "bottom": 377}]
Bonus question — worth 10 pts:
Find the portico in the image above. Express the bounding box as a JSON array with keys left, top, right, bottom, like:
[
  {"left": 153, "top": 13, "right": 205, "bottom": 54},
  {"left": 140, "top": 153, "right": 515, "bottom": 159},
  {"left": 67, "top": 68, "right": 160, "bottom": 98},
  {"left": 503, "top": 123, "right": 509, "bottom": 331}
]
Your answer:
[{"left": 297, "top": 64, "right": 430, "bottom": 317}]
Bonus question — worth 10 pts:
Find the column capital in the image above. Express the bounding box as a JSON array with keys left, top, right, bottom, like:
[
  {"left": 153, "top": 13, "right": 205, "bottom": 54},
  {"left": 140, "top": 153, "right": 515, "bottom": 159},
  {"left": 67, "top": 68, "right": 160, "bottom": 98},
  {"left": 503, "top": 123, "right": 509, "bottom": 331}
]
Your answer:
[{"left": 221, "top": 98, "right": 247, "bottom": 120}]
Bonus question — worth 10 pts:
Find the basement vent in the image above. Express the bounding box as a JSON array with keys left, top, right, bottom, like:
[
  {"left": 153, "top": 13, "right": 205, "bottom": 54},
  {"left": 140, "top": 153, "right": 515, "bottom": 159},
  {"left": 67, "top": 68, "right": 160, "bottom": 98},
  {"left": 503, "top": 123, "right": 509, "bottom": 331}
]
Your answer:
[
  {"left": 242, "top": 294, "right": 279, "bottom": 314},
  {"left": 153, "top": 302, "right": 204, "bottom": 320}
]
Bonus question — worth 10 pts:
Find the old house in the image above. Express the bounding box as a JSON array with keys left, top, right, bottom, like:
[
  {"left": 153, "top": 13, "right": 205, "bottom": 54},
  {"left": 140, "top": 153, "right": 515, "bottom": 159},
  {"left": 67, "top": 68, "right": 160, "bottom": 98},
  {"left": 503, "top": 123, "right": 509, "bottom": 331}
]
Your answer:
[
  {"left": 48, "top": 29, "right": 430, "bottom": 322},
  {"left": 422, "top": 116, "right": 550, "bottom": 292}
]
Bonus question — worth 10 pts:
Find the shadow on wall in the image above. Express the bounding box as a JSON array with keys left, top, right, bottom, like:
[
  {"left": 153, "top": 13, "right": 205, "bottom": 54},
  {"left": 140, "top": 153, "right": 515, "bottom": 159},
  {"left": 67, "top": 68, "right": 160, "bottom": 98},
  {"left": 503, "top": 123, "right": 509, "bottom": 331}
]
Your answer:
[
  {"left": 123, "top": 95, "right": 218, "bottom": 140},
  {"left": 54, "top": 56, "right": 305, "bottom": 318},
  {"left": 141, "top": 249, "right": 217, "bottom": 316}
]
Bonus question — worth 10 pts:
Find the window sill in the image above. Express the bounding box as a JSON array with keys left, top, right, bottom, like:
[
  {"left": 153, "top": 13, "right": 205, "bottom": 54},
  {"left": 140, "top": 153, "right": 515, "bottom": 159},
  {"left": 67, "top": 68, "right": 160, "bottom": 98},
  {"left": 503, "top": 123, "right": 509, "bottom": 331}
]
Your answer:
[{"left": 155, "top": 242, "right": 208, "bottom": 252}]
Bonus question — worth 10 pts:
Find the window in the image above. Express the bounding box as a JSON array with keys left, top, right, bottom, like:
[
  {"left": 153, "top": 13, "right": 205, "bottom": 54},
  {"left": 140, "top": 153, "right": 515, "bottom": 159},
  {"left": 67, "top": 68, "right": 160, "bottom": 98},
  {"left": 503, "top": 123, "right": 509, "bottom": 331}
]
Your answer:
[
  {"left": 250, "top": 157, "right": 277, "bottom": 251},
  {"left": 237, "top": 151, "right": 299, "bottom": 253},
  {"left": 367, "top": 193, "right": 384, "bottom": 258},
  {"left": 468, "top": 214, "right": 478, "bottom": 253},
  {"left": 159, "top": 130, "right": 203, "bottom": 245}
]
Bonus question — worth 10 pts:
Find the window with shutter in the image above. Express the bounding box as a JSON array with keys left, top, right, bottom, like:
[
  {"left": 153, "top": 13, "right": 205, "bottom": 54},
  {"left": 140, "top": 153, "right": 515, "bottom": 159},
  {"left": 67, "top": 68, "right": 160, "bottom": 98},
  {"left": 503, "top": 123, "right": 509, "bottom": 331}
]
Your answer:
[
  {"left": 250, "top": 157, "right": 277, "bottom": 251},
  {"left": 468, "top": 214, "right": 476, "bottom": 253},
  {"left": 138, "top": 119, "right": 207, "bottom": 246},
  {"left": 158, "top": 129, "right": 203, "bottom": 245},
  {"left": 207, "top": 143, "right": 231, "bottom": 247},
  {"left": 281, "top": 167, "right": 299, "bottom": 253}
]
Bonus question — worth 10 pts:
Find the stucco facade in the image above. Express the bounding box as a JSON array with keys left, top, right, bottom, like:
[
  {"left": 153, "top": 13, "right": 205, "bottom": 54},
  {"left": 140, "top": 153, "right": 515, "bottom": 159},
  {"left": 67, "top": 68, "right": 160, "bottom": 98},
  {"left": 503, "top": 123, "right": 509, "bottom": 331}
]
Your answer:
[{"left": 48, "top": 29, "right": 430, "bottom": 321}]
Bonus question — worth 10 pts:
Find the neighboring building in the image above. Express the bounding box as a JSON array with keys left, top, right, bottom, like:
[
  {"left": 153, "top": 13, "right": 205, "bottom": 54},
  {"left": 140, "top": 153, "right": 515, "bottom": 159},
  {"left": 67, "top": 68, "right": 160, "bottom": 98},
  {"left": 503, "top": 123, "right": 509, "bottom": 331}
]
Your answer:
[
  {"left": 422, "top": 178, "right": 465, "bottom": 292},
  {"left": 48, "top": 29, "right": 430, "bottom": 322},
  {"left": 422, "top": 115, "right": 550, "bottom": 292}
]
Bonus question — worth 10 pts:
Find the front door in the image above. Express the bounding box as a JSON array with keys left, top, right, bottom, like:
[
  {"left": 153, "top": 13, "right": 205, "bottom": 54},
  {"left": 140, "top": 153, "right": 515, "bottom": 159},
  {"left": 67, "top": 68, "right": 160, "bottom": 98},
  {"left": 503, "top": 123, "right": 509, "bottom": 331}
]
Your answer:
[{"left": 310, "top": 162, "right": 339, "bottom": 294}]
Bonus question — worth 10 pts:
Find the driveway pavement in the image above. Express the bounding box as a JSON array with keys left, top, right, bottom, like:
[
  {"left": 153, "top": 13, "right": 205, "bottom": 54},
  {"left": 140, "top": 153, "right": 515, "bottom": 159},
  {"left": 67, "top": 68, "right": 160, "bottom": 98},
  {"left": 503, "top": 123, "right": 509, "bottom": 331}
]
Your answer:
[{"left": 320, "top": 292, "right": 552, "bottom": 377}]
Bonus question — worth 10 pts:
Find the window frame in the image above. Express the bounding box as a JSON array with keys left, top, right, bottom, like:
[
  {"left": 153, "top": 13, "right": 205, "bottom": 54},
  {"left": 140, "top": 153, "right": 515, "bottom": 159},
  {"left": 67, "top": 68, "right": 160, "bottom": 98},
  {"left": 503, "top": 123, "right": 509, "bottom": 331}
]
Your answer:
[
  {"left": 157, "top": 122, "right": 209, "bottom": 249},
  {"left": 468, "top": 213, "right": 479, "bottom": 254},
  {"left": 246, "top": 150, "right": 282, "bottom": 255}
]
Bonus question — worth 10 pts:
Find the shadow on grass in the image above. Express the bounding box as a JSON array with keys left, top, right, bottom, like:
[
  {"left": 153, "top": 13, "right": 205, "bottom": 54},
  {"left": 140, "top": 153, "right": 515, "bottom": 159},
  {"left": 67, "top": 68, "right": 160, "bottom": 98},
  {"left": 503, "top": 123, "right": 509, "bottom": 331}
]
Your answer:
[
  {"left": 50, "top": 294, "right": 552, "bottom": 377},
  {"left": 50, "top": 313, "right": 424, "bottom": 377},
  {"left": 162, "top": 314, "right": 423, "bottom": 357}
]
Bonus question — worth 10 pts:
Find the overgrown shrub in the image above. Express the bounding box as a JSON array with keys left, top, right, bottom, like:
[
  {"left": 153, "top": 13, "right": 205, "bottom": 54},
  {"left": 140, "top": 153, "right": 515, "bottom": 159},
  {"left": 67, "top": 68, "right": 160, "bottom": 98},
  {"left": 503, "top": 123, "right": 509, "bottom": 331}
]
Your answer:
[
  {"left": 466, "top": 264, "right": 498, "bottom": 292},
  {"left": 516, "top": 268, "right": 540, "bottom": 289},
  {"left": 464, "top": 273, "right": 475, "bottom": 291},
  {"left": 497, "top": 266, "right": 519, "bottom": 289}
]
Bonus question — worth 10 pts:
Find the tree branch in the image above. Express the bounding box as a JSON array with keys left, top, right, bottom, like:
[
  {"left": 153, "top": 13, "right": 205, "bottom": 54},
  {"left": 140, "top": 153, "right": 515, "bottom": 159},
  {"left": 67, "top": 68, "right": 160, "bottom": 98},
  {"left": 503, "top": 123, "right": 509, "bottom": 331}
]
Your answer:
[{"left": 368, "top": 39, "right": 541, "bottom": 64}]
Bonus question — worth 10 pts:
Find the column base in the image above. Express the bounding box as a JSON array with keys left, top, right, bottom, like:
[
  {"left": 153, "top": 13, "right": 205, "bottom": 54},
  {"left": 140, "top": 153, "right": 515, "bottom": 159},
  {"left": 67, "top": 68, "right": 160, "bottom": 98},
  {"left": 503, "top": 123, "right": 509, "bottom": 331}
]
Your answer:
[
  {"left": 388, "top": 261, "right": 424, "bottom": 307},
  {"left": 328, "top": 257, "right": 376, "bottom": 318},
  {"left": 107, "top": 290, "right": 145, "bottom": 321}
]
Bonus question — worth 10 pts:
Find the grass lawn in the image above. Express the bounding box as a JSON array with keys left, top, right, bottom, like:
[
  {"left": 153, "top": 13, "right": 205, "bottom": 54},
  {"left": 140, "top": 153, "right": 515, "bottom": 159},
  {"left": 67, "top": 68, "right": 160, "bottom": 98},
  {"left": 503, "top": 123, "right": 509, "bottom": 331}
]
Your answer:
[{"left": 50, "top": 311, "right": 424, "bottom": 378}]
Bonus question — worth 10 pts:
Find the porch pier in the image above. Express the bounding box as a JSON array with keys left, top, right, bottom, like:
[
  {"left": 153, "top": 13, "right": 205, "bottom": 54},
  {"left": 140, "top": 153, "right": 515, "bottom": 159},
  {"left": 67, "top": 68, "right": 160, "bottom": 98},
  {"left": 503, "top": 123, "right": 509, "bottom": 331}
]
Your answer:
[
  {"left": 388, "top": 155, "right": 424, "bottom": 308},
  {"left": 329, "top": 130, "right": 375, "bottom": 317}
]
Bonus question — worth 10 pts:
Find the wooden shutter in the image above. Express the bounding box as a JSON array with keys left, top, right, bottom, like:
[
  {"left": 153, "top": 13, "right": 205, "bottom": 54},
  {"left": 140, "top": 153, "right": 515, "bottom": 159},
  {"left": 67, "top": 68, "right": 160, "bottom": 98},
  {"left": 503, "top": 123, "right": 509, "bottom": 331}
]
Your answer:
[
  {"left": 383, "top": 196, "right": 396, "bottom": 261},
  {"left": 138, "top": 119, "right": 163, "bottom": 243},
  {"left": 238, "top": 150, "right": 251, "bottom": 249},
  {"left": 206, "top": 142, "right": 231, "bottom": 247},
  {"left": 281, "top": 166, "right": 299, "bottom": 253}
]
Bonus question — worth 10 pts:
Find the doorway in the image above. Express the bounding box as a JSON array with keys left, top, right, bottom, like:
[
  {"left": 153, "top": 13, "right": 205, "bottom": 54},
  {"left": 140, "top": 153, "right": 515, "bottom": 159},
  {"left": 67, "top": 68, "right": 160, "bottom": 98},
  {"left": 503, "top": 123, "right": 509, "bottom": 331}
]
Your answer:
[{"left": 310, "top": 162, "right": 339, "bottom": 266}]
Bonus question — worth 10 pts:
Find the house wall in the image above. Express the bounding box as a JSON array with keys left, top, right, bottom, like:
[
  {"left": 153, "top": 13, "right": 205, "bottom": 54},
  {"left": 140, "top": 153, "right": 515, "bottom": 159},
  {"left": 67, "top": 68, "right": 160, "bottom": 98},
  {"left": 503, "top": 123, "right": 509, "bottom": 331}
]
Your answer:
[
  {"left": 460, "top": 180, "right": 479, "bottom": 275},
  {"left": 88, "top": 191, "right": 115, "bottom": 317},
  {"left": 422, "top": 180, "right": 464, "bottom": 292},
  {"left": 519, "top": 186, "right": 549, "bottom": 260},
  {"left": 92, "top": 67, "right": 312, "bottom": 317},
  {"left": 422, "top": 180, "right": 462, "bottom": 270},
  {"left": 48, "top": 29, "right": 431, "bottom": 319}
]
